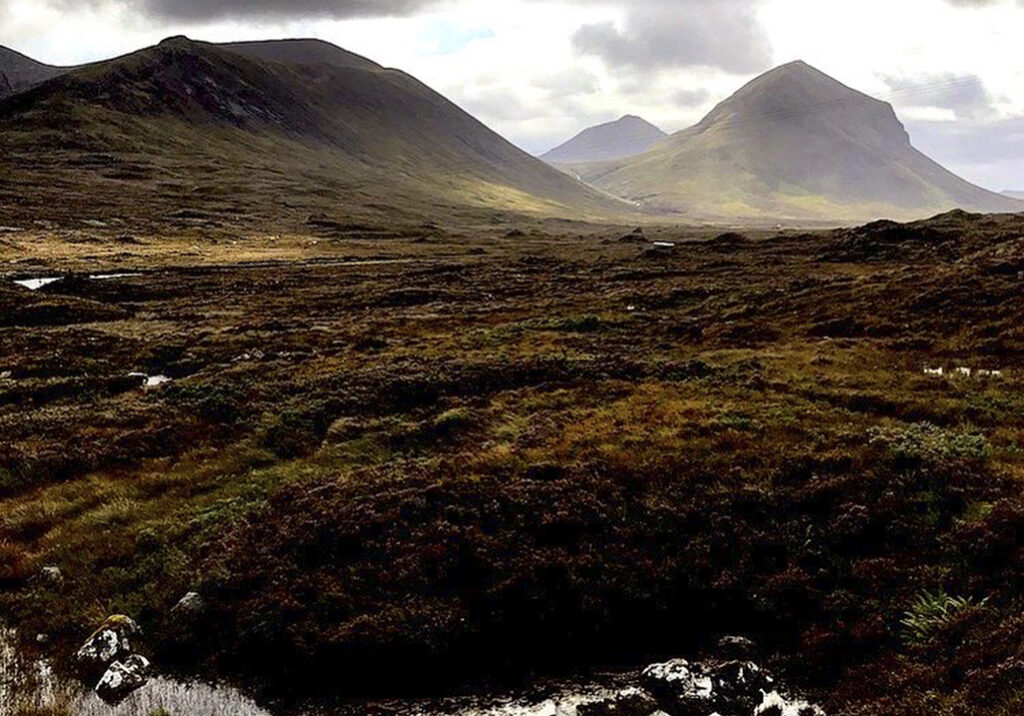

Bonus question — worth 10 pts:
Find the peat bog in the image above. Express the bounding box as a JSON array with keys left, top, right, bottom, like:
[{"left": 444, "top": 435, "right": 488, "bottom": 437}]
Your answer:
[{"left": 1, "top": 210, "right": 1024, "bottom": 714}]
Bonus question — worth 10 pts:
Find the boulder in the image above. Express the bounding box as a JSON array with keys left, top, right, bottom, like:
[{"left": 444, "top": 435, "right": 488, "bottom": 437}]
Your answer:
[
  {"left": 38, "top": 566, "right": 63, "bottom": 586},
  {"left": 95, "top": 654, "right": 151, "bottom": 705},
  {"left": 754, "top": 690, "right": 826, "bottom": 716},
  {"left": 75, "top": 615, "right": 141, "bottom": 677},
  {"left": 716, "top": 635, "right": 757, "bottom": 660},
  {"left": 641, "top": 658, "right": 773, "bottom": 716},
  {"left": 170, "top": 591, "right": 204, "bottom": 617},
  {"left": 576, "top": 688, "right": 660, "bottom": 716}
]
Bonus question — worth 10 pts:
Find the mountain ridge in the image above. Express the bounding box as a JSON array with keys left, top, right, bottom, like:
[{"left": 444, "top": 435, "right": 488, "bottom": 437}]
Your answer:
[{"left": 0, "top": 36, "right": 625, "bottom": 227}]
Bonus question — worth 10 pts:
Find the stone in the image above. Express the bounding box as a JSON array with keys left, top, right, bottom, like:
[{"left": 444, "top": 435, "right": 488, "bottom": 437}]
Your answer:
[
  {"left": 641, "top": 658, "right": 774, "bottom": 716},
  {"left": 75, "top": 615, "right": 141, "bottom": 676},
  {"left": 170, "top": 591, "right": 204, "bottom": 617},
  {"left": 754, "top": 690, "right": 827, "bottom": 716},
  {"left": 95, "top": 654, "right": 151, "bottom": 705},
  {"left": 38, "top": 566, "right": 63, "bottom": 586},
  {"left": 716, "top": 635, "right": 757, "bottom": 660}
]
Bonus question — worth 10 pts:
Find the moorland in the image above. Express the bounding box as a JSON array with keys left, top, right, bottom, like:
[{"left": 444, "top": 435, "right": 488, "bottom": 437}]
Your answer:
[{"left": 2, "top": 209, "right": 1024, "bottom": 715}]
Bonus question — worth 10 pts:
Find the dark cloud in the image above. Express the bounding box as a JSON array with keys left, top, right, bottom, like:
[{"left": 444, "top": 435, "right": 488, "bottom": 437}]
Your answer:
[
  {"left": 571, "top": 0, "right": 772, "bottom": 74},
  {"left": 671, "top": 87, "right": 710, "bottom": 107},
  {"left": 881, "top": 73, "right": 996, "bottom": 120},
  {"left": 47, "top": 0, "right": 442, "bottom": 22}
]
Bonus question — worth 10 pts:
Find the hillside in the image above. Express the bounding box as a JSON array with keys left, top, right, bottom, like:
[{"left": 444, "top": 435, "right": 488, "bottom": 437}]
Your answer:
[
  {"left": 0, "top": 37, "right": 624, "bottom": 229},
  {"left": 541, "top": 114, "right": 667, "bottom": 164},
  {"left": 572, "top": 61, "right": 1022, "bottom": 222},
  {"left": 1004, "top": 190, "right": 1024, "bottom": 201},
  {"left": 0, "top": 45, "right": 70, "bottom": 99}
]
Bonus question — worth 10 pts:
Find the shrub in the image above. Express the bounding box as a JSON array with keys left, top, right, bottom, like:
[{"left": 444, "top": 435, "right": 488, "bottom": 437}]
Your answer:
[{"left": 869, "top": 422, "right": 990, "bottom": 464}]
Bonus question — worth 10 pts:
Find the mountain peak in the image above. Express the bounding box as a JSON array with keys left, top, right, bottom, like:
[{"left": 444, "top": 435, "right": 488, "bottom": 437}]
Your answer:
[
  {"left": 572, "top": 61, "right": 1019, "bottom": 221},
  {"left": 158, "top": 35, "right": 195, "bottom": 48},
  {"left": 542, "top": 114, "right": 667, "bottom": 164}
]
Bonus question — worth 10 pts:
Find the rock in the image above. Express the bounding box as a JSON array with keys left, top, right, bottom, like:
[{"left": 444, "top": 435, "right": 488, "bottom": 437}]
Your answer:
[
  {"left": 38, "top": 566, "right": 63, "bottom": 586},
  {"left": 576, "top": 688, "right": 659, "bottom": 716},
  {"left": 95, "top": 654, "right": 151, "bottom": 705},
  {"left": 641, "top": 658, "right": 773, "bottom": 716},
  {"left": 618, "top": 227, "right": 649, "bottom": 244},
  {"left": 716, "top": 635, "right": 757, "bottom": 660},
  {"left": 75, "top": 615, "right": 141, "bottom": 677},
  {"left": 754, "top": 691, "right": 826, "bottom": 716},
  {"left": 170, "top": 591, "right": 204, "bottom": 617}
]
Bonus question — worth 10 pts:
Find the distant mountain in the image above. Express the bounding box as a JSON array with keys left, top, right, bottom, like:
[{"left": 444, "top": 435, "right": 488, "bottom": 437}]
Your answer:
[
  {"left": 1003, "top": 191, "right": 1024, "bottom": 202},
  {"left": 541, "top": 115, "right": 667, "bottom": 164},
  {"left": 572, "top": 61, "right": 1022, "bottom": 222},
  {"left": 0, "top": 45, "right": 71, "bottom": 99},
  {"left": 0, "top": 37, "right": 623, "bottom": 227}
]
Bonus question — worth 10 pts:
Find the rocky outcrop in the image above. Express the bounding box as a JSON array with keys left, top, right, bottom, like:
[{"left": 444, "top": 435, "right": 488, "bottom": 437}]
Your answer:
[
  {"left": 641, "top": 658, "right": 774, "bottom": 715},
  {"left": 75, "top": 615, "right": 140, "bottom": 676},
  {"left": 75, "top": 614, "right": 151, "bottom": 703}
]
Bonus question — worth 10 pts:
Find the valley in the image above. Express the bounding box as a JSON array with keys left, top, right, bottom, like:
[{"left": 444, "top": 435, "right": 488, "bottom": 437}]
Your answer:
[
  {"left": 1, "top": 20, "right": 1023, "bottom": 716},
  {"left": 2, "top": 211, "right": 1024, "bottom": 715}
]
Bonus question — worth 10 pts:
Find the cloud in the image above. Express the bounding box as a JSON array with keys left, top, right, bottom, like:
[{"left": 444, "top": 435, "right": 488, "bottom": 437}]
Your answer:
[
  {"left": 45, "top": 0, "right": 444, "bottom": 22},
  {"left": 532, "top": 68, "right": 600, "bottom": 96},
  {"left": 571, "top": 0, "right": 773, "bottom": 74},
  {"left": 881, "top": 72, "right": 996, "bottom": 121},
  {"left": 907, "top": 115, "right": 1024, "bottom": 189},
  {"left": 944, "top": 0, "right": 1020, "bottom": 6},
  {"left": 671, "top": 87, "right": 710, "bottom": 107}
]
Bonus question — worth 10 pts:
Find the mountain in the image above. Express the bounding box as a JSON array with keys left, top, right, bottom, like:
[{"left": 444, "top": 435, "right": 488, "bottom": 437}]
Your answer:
[
  {"left": 541, "top": 115, "right": 667, "bottom": 164},
  {"left": 0, "top": 45, "right": 71, "bottom": 99},
  {"left": 0, "top": 37, "right": 623, "bottom": 228},
  {"left": 1003, "top": 191, "right": 1024, "bottom": 201},
  {"left": 571, "top": 61, "right": 1022, "bottom": 222}
]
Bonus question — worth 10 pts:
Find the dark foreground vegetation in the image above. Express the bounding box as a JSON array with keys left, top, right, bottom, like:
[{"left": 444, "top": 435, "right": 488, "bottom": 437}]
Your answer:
[{"left": 2, "top": 210, "right": 1024, "bottom": 714}]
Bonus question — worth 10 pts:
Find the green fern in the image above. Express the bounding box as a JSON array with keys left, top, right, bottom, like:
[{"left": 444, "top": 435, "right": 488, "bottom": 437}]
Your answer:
[{"left": 901, "top": 589, "right": 989, "bottom": 646}]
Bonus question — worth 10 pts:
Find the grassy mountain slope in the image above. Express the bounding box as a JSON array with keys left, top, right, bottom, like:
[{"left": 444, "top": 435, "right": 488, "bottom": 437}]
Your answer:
[
  {"left": 541, "top": 115, "right": 667, "bottom": 164},
  {"left": 0, "top": 37, "right": 624, "bottom": 229},
  {"left": 573, "top": 62, "right": 1022, "bottom": 222}
]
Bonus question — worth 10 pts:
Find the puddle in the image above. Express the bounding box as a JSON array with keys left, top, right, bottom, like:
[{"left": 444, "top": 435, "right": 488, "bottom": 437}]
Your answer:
[
  {"left": 14, "top": 277, "right": 61, "bottom": 290},
  {"left": 89, "top": 273, "right": 143, "bottom": 281},
  {"left": 652, "top": 242, "right": 676, "bottom": 248},
  {"left": 2, "top": 628, "right": 270, "bottom": 716}
]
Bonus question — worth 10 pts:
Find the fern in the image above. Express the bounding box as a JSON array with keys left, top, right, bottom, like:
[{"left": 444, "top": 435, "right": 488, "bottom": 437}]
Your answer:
[{"left": 901, "top": 589, "right": 989, "bottom": 647}]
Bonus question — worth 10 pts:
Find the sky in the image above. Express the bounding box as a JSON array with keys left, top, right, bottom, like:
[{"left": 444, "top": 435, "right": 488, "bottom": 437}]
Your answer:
[{"left": 1, "top": 0, "right": 1022, "bottom": 191}]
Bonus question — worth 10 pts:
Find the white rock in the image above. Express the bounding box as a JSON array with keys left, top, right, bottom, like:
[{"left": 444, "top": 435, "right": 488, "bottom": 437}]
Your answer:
[
  {"left": 96, "top": 653, "right": 151, "bottom": 705},
  {"left": 75, "top": 615, "right": 140, "bottom": 674},
  {"left": 754, "top": 690, "right": 826, "bottom": 716}
]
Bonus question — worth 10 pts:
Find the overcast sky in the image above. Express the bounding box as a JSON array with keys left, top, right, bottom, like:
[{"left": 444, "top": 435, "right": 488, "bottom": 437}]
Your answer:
[{"left": 1, "top": 0, "right": 1022, "bottom": 190}]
